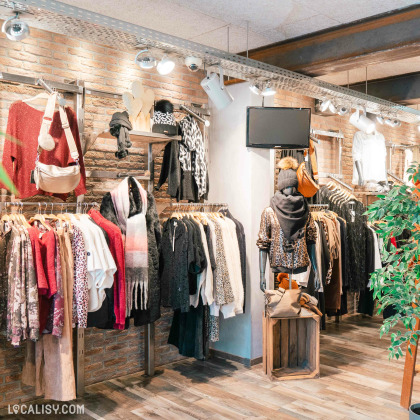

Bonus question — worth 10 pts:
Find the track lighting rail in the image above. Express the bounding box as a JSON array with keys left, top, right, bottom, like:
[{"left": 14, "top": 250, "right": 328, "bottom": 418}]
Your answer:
[{"left": 1, "top": 0, "right": 419, "bottom": 123}]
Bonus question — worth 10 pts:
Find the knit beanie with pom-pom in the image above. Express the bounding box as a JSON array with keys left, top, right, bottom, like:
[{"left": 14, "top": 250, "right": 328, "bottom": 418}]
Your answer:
[{"left": 277, "top": 157, "right": 299, "bottom": 191}]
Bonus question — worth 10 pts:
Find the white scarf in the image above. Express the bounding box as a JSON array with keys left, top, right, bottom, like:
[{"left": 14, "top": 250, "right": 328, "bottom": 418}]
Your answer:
[{"left": 111, "top": 177, "right": 148, "bottom": 312}]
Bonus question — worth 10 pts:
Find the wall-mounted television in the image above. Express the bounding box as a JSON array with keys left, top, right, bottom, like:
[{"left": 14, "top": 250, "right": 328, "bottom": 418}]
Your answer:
[{"left": 246, "top": 107, "right": 311, "bottom": 149}]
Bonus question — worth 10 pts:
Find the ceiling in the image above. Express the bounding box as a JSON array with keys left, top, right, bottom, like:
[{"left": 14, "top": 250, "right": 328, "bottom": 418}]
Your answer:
[{"left": 58, "top": 0, "right": 417, "bottom": 53}]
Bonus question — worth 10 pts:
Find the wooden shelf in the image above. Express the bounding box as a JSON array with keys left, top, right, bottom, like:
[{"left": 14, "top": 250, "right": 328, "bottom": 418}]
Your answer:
[{"left": 95, "top": 129, "right": 180, "bottom": 156}]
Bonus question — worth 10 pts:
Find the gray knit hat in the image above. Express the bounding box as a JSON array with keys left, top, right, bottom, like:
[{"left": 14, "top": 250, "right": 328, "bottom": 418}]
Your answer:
[
  {"left": 277, "top": 156, "right": 299, "bottom": 191},
  {"left": 277, "top": 169, "right": 298, "bottom": 191}
]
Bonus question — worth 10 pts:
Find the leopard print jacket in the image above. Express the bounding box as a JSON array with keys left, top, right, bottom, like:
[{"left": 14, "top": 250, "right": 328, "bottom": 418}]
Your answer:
[{"left": 257, "top": 207, "right": 317, "bottom": 272}]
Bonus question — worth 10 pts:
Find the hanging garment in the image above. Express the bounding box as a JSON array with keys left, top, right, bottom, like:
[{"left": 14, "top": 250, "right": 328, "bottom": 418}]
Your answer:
[
  {"left": 352, "top": 130, "right": 387, "bottom": 185},
  {"left": 89, "top": 209, "right": 126, "bottom": 330},
  {"left": 222, "top": 209, "right": 246, "bottom": 312},
  {"left": 155, "top": 141, "right": 182, "bottom": 199},
  {"left": 70, "top": 215, "right": 116, "bottom": 313},
  {"left": 160, "top": 218, "right": 190, "bottom": 313},
  {"left": 71, "top": 225, "right": 89, "bottom": 328},
  {"left": 100, "top": 176, "right": 161, "bottom": 326},
  {"left": 0, "top": 101, "right": 87, "bottom": 200},
  {"left": 110, "top": 177, "right": 148, "bottom": 311},
  {"left": 0, "top": 230, "right": 12, "bottom": 332},
  {"left": 404, "top": 148, "right": 414, "bottom": 185},
  {"left": 38, "top": 230, "right": 76, "bottom": 401},
  {"left": 7, "top": 226, "right": 39, "bottom": 347},
  {"left": 179, "top": 115, "right": 208, "bottom": 199}
]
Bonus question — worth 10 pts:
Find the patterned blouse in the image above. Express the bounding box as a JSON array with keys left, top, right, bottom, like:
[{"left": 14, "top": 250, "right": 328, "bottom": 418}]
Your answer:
[
  {"left": 6, "top": 226, "right": 39, "bottom": 347},
  {"left": 257, "top": 207, "right": 317, "bottom": 272},
  {"left": 45, "top": 231, "right": 64, "bottom": 337},
  {"left": 71, "top": 226, "right": 88, "bottom": 328}
]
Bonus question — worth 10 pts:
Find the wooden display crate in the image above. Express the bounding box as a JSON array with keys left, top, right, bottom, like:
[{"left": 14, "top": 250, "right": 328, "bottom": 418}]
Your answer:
[{"left": 262, "top": 309, "right": 320, "bottom": 380}]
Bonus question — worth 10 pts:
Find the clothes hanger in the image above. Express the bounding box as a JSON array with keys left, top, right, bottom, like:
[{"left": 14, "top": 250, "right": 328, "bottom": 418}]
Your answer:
[
  {"left": 22, "top": 91, "right": 52, "bottom": 104},
  {"left": 18, "top": 203, "right": 31, "bottom": 229},
  {"left": 29, "top": 203, "right": 51, "bottom": 231}
]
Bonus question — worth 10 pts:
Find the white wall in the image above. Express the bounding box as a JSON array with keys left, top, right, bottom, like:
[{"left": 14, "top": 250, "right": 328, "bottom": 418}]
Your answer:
[{"left": 208, "top": 82, "right": 274, "bottom": 361}]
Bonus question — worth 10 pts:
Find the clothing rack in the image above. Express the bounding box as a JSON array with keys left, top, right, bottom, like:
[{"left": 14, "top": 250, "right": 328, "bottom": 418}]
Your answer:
[
  {"left": 159, "top": 202, "right": 229, "bottom": 219},
  {"left": 170, "top": 202, "right": 228, "bottom": 209},
  {"left": 327, "top": 174, "right": 354, "bottom": 192},
  {"left": 0, "top": 71, "right": 173, "bottom": 388},
  {"left": 0, "top": 201, "right": 98, "bottom": 212},
  {"left": 179, "top": 104, "right": 210, "bottom": 126},
  {"left": 387, "top": 171, "right": 406, "bottom": 185},
  {"left": 311, "top": 129, "right": 344, "bottom": 139},
  {"left": 309, "top": 204, "right": 329, "bottom": 211}
]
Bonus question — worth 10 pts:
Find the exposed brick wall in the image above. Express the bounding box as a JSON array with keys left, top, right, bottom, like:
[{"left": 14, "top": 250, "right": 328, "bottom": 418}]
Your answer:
[{"left": 0, "top": 24, "right": 206, "bottom": 408}]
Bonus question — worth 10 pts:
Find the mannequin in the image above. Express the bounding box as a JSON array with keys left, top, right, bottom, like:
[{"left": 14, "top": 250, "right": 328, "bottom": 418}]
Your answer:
[{"left": 259, "top": 185, "right": 296, "bottom": 292}]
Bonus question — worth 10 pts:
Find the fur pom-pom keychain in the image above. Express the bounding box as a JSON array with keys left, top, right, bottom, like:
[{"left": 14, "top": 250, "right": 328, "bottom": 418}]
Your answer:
[{"left": 277, "top": 156, "right": 299, "bottom": 171}]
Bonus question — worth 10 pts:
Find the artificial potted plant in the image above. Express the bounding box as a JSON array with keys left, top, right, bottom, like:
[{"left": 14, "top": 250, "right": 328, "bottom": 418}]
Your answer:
[{"left": 366, "top": 163, "right": 420, "bottom": 418}]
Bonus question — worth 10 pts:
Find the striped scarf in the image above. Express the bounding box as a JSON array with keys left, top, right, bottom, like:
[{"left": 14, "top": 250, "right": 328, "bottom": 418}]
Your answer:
[{"left": 111, "top": 177, "right": 148, "bottom": 312}]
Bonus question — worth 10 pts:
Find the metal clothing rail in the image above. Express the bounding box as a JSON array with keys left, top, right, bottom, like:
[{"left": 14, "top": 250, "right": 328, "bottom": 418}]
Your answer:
[
  {"left": 179, "top": 104, "right": 210, "bottom": 125},
  {"left": 0, "top": 201, "right": 97, "bottom": 210},
  {"left": 169, "top": 202, "right": 228, "bottom": 209},
  {"left": 0, "top": 71, "right": 210, "bottom": 117},
  {"left": 311, "top": 129, "right": 344, "bottom": 139},
  {"left": 327, "top": 174, "right": 354, "bottom": 192},
  {"left": 388, "top": 171, "right": 406, "bottom": 185}
]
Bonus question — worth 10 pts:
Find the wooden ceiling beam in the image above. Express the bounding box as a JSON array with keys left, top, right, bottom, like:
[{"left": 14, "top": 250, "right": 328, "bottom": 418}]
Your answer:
[
  {"left": 348, "top": 72, "right": 420, "bottom": 105},
  {"left": 236, "top": 5, "right": 420, "bottom": 77}
]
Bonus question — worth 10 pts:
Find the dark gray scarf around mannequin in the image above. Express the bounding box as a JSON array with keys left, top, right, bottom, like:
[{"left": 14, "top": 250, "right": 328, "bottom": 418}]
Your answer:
[{"left": 270, "top": 191, "right": 309, "bottom": 242}]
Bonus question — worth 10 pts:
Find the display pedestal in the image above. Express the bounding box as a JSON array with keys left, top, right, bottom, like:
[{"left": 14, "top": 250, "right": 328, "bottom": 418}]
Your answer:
[{"left": 262, "top": 310, "right": 320, "bottom": 381}]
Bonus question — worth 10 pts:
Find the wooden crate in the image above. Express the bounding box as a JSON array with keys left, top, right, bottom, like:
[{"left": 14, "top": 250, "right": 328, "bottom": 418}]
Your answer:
[{"left": 262, "top": 310, "right": 320, "bottom": 380}]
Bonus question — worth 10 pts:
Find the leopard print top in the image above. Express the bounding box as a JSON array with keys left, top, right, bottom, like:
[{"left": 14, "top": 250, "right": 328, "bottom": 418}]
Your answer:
[{"left": 257, "top": 207, "right": 317, "bottom": 271}]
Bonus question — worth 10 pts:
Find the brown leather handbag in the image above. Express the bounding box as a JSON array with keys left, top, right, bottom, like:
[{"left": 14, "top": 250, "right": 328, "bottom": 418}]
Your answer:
[{"left": 297, "top": 162, "right": 319, "bottom": 198}]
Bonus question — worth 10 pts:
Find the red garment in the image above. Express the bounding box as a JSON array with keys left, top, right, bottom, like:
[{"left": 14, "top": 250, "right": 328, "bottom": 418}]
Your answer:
[
  {"left": 29, "top": 227, "right": 57, "bottom": 333},
  {"left": 88, "top": 209, "right": 126, "bottom": 330},
  {"left": 391, "top": 237, "right": 397, "bottom": 248},
  {"left": 1, "top": 101, "right": 87, "bottom": 200}
]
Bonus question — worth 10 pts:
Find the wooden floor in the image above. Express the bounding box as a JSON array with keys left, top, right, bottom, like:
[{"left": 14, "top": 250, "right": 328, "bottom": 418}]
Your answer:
[{"left": 3, "top": 314, "right": 420, "bottom": 419}]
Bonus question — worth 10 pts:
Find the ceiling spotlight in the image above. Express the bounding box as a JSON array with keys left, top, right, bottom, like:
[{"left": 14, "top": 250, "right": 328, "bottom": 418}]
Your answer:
[
  {"left": 134, "top": 49, "right": 157, "bottom": 69},
  {"left": 2, "top": 12, "right": 29, "bottom": 41},
  {"left": 185, "top": 56, "right": 202, "bottom": 72},
  {"left": 337, "top": 106, "right": 350, "bottom": 116},
  {"left": 376, "top": 115, "right": 385, "bottom": 125},
  {"left": 261, "top": 83, "right": 276, "bottom": 96},
  {"left": 201, "top": 65, "right": 233, "bottom": 110},
  {"left": 249, "top": 81, "right": 262, "bottom": 95},
  {"left": 329, "top": 102, "right": 337, "bottom": 114},
  {"left": 385, "top": 118, "right": 401, "bottom": 128},
  {"left": 320, "top": 99, "right": 331, "bottom": 113},
  {"left": 157, "top": 55, "right": 175, "bottom": 75},
  {"left": 349, "top": 110, "right": 376, "bottom": 134}
]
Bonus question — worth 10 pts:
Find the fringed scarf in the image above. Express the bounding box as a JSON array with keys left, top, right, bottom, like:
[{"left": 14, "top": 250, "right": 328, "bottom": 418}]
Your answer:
[{"left": 111, "top": 177, "right": 148, "bottom": 313}]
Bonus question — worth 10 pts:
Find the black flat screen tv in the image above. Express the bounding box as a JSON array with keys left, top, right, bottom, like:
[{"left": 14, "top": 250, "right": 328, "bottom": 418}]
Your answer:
[{"left": 246, "top": 107, "right": 311, "bottom": 149}]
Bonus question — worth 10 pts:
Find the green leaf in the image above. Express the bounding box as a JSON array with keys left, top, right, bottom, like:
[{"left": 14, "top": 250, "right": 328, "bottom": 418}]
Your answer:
[{"left": 0, "top": 164, "right": 17, "bottom": 195}]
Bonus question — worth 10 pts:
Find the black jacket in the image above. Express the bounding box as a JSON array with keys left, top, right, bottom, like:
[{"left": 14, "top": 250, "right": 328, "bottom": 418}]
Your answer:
[
  {"left": 160, "top": 219, "right": 190, "bottom": 313},
  {"left": 155, "top": 141, "right": 197, "bottom": 202},
  {"left": 100, "top": 177, "right": 162, "bottom": 326}
]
